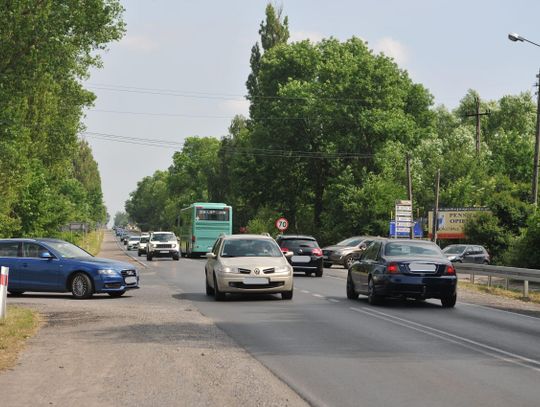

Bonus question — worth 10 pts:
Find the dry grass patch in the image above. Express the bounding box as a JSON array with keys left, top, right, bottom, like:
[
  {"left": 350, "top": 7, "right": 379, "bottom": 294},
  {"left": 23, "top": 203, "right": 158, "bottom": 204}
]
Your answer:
[
  {"left": 459, "top": 280, "right": 540, "bottom": 305},
  {"left": 0, "top": 306, "right": 41, "bottom": 371}
]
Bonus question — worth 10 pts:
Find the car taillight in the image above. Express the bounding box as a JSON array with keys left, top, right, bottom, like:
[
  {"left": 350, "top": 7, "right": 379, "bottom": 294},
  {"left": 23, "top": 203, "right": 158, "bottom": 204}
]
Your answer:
[
  {"left": 192, "top": 235, "right": 196, "bottom": 242},
  {"left": 312, "top": 248, "right": 323, "bottom": 257},
  {"left": 280, "top": 247, "right": 289, "bottom": 253},
  {"left": 445, "top": 265, "right": 456, "bottom": 275},
  {"left": 386, "top": 263, "right": 399, "bottom": 273}
]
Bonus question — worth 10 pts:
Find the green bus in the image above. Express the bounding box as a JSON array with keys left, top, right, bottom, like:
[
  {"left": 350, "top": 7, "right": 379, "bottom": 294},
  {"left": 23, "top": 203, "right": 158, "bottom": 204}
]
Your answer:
[{"left": 179, "top": 202, "right": 233, "bottom": 257}]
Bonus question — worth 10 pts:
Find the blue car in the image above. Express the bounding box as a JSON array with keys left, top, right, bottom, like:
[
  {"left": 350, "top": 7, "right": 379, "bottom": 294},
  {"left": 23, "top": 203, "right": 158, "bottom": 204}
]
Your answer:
[{"left": 0, "top": 238, "right": 139, "bottom": 299}]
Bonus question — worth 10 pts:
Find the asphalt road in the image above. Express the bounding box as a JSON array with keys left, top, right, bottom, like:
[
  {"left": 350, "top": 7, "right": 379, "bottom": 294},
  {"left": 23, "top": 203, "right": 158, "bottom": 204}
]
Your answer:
[{"left": 128, "top": 247, "right": 540, "bottom": 407}]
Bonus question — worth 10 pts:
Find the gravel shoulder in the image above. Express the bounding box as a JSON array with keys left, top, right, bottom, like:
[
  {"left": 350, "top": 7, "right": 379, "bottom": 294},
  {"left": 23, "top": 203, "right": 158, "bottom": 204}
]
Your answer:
[{"left": 0, "top": 232, "right": 308, "bottom": 407}]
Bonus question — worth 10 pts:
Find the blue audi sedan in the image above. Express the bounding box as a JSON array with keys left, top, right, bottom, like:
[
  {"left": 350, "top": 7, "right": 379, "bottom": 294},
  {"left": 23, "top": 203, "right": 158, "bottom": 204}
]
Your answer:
[{"left": 0, "top": 238, "right": 139, "bottom": 299}]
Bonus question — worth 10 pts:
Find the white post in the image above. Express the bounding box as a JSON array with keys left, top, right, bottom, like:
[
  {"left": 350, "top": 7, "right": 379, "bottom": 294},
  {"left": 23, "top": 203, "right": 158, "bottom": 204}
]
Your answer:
[
  {"left": 0, "top": 266, "right": 9, "bottom": 320},
  {"left": 523, "top": 280, "right": 529, "bottom": 299}
]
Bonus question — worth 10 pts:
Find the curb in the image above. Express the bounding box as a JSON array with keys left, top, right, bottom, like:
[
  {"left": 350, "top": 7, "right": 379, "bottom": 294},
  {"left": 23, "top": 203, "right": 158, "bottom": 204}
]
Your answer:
[{"left": 112, "top": 234, "right": 149, "bottom": 269}]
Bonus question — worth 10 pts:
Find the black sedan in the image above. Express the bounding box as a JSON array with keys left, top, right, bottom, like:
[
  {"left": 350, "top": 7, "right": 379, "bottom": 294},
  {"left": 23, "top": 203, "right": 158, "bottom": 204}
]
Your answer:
[{"left": 346, "top": 239, "right": 457, "bottom": 307}]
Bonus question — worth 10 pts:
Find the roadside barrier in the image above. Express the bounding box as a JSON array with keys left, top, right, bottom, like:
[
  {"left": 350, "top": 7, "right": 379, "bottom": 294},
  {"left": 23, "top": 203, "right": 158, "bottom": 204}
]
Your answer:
[
  {"left": 0, "top": 266, "right": 8, "bottom": 320},
  {"left": 455, "top": 263, "right": 540, "bottom": 299}
]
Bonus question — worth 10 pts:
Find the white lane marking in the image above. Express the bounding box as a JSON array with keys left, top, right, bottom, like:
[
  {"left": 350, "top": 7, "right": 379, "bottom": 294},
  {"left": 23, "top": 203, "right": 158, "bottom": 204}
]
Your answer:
[
  {"left": 328, "top": 299, "right": 340, "bottom": 303},
  {"left": 349, "top": 306, "right": 540, "bottom": 373},
  {"left": 301, "top": 290, "right": 311, "bottom": 294},
  {"left": 313, "top": 294, "right": 324, "bottom": 298},
  {"left": 325, "top": 275, "right": 345, "bottom": 281},
  {"left": 460, "top": 301, "right": 540, "bottom": 322}
]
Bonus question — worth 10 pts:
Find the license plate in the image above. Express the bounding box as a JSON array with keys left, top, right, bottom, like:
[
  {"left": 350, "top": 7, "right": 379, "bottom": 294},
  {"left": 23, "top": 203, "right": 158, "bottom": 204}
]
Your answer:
[
  {"left": 409, "top": 263, "right": 436, "bottom": 272},
  {"left": 323, "top": 255, "right": 328, "bottom": 260},
  {"left": 125, "top": 276, "right": 137, "bottom": 284},
  {"left": 291, "top": 255, "right": 311, "bottom": 263},
  {"left": 159, "top": 250, "right": 169, "bottom": 253},
  {"left": 243, "top": 277, "right": 269, "bottom": 285}
]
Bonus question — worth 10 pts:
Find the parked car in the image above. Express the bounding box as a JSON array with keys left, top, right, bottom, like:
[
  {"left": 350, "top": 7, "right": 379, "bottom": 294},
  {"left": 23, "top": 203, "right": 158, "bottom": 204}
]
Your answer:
[
  {"left": 0, "top": 238, "right": 139, "bottom": 299},
  {"left": 322, "top": 236, "right": 374, "bottom": 269},
  {"left": 275, "top": 235, "right": 324, "bottom": 277},
  {"left": 126, "top": 236, "right": 141, "bottom": 251},
  {"left": 347, "top": 239, "right": 457, "bottom": 307},
  {"left": 146, "top": 231, "right": 180, "bottom": 261},
  {"left": 204, "top": 234, "right": 294, "bottom": 300},
  {"left": 137, "top": 234, "right": 150, "bottom": 257},
  {"left": 442, "top": 244, "right": 490, "bottom": 264}
]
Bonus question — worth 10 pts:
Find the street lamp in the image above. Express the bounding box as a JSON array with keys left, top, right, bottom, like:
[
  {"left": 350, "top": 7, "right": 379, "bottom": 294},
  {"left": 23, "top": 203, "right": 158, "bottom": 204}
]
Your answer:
[{"left": 508, "top": 32, "right": 540, "bottom": 206}]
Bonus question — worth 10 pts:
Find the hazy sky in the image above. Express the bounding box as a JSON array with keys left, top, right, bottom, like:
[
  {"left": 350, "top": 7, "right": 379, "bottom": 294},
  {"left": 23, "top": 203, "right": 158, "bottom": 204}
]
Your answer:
[{"left": 82, "top": 0, "right": 540, "bottom": 221}]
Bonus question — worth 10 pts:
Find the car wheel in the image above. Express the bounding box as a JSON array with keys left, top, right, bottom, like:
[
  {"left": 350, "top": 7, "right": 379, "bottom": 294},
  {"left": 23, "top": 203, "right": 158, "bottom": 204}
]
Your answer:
[
  {"left": 213, "top": 274, "right": 226, "bottom": 301},
  {"left": 8, "top": 290, "right": 24, "bottom": 296},
  {"left": 483, "top": 260, "right": 489, "bottom": 265},
  {"left": 441, "top": 293, "right": 457, "bottom": 308},
  {"left": 137, "top": 251, "right": 142, "bottom": 257},
  {"left": 346, "top": 272, "right": 358, "bottom": 299},
  {"left": 147, "top": 253, "right": 153, "bottom": 261},
  {"left": 367, "top": 278, "right": 381, "bottom": 306},
  {"left": 315, "top": 264, "right": 323, "bottom": 277},
  {"left": 71, "top": 272, "right": 93, "bottom": 299},
  {"left": 108, "top": 291, "right": 126, "bottom": 298},
  {"left": 344, "top": 254, "right": 354, "bottom": 269},
  {"left": 172, "top": 254, "right": 180, "bottom": 261},
  {"left": 324, "top": 262, "right": 332, "bottom": 268},
  {"left": 205, "top": 272, "right": 214, "bottom": 296},
  {"left": 282, "top": 290, "right": 293, "bottom": 300}
]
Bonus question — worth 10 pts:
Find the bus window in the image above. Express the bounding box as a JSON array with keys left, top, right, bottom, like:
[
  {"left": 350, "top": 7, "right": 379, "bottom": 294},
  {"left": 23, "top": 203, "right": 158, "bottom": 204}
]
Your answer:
[{"left": 196, "top": 208, "right": 230, "bottom": 221}]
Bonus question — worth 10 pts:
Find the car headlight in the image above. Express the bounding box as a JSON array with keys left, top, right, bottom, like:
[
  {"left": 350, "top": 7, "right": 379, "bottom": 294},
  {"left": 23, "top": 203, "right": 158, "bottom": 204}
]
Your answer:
[
  {"left": 447, "top": 255, "right": 456, "bottom": 261},
  {"left": 98, "top": 269, "right": 119, "bottom": 276},
  {"left": 216, "top": 266, "right": 233, "bottom": 273},
  {"left": 275, "top": 266, "right": 292, "bottom": 274},
  {"left": 171, "top": 243, "right": 177, "bottom": 248}
]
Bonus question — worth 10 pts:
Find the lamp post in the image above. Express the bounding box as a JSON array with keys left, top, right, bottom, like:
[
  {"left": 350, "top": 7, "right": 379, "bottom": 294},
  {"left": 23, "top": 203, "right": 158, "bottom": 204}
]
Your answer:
[{"left": 508, "top": 32, "right": 540, "bottom": 206}]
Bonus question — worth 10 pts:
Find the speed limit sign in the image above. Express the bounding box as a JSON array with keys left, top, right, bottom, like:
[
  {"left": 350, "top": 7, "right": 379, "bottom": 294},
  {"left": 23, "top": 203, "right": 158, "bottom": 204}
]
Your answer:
[{"left": 275, "top": 217, "right": 289, "bottom": 232}]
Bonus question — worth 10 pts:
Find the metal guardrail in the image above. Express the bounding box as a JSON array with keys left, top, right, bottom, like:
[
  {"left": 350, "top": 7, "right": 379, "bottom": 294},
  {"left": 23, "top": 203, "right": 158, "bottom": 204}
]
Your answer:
[{"left": 455, "top": 263, "right": 540, "bottom": 298}]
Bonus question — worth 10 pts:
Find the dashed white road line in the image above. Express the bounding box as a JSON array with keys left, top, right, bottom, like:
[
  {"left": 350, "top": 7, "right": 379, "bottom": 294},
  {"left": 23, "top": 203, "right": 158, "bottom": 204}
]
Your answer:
[
  {"left": 300, "top": 290, "right": 311, "bottom": 294},
  {"left": 313, "top": 293, "right": 324, "bottom": 298},
  {"left": 328, "top": 298, "right": 340, "bottom": 303}
]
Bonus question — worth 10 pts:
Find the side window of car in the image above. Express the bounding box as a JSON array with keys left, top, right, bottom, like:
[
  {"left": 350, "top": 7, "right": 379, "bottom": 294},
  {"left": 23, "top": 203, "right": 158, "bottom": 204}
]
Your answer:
[
  {"left": 212, "top": 239, "right": 222, "bottom": 256},
  {"left": 363, "top": 242, "right": 381, "bottom": 261},
  {"left": 0, "top": 242, "right": 20, "bottom": 257},
  {"left": 22, "top": 243, "right": 47, "bottom": 258}
]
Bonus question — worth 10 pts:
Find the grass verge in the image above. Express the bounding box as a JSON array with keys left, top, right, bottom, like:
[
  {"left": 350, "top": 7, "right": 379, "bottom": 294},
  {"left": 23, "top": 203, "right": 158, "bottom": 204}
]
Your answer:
[
  {"left": 0, "top": 306, "right": 41, "bottom": 371},
  {"left": 459, "top": 280, "right": 540, "bottom": 305}
]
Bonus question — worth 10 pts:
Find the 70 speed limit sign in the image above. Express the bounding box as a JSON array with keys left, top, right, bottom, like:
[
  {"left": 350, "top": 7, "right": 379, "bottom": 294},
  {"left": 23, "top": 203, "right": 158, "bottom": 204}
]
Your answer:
[{"left": 275, "top": 217, "right": 289, "bottom": 232}]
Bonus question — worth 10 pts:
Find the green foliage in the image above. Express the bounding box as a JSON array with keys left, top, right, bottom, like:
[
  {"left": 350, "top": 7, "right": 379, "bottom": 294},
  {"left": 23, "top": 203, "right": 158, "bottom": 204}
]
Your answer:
[
  {"left": 464, "top": 212, "right": 509, "bottom": 264},
  {"left": 113, "top": 212, "right": 130, "bottom": 228},
  {"left": 246, "top": 206, "right": 281, "bottom": 236},
  {"left": 0, "top": 1, "right": 124, "bottom": 236}
]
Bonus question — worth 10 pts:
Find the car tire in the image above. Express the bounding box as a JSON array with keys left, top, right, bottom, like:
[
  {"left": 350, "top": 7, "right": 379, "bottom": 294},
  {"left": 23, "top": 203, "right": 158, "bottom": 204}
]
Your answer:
[
  {"left": 8, "top": 290, "right": 24, "bottom": 296},
  {"left": 282, "top": 290, "right": 293, "bottom": 300},
  {"left": 346, "top": 272, "right": 358, "bottom": 299},
  {"left": 315, "top": 264, "right": 323, "bottom": 277},
  {"left": 70, "top": 272, "right": 93, "bottom": 299},
  {"left": 305, "top": 271, "right": 312, "bottom": 277},
  {"left": 137, "top": 250, "right": 142, "bottom": 257},
  {"left": 344, "top": 254, "right": 354, "bottom": 269},
  {"left": 205, "top": 273, "right": 214, "bottom": 296},
  {"left": 367, "top": 278, "right": 382, "bottom": 306},
  {"left": 213, "top": 274, "right": 226, "bottom": 301},
  {"left": 147, "top": 253, "right": 153, "bottom": 261},
  {"left": 173, "top": 254, "right": 180, "bottom": 261},
  {"left": 108, "top": 291, "right": 126, "bottom": 298},
  {"left": 324, "top": 262, "right": 332, "bottom": 268},
  {"left": 441, "top": 293, "right": 457, "bottom": 308}
]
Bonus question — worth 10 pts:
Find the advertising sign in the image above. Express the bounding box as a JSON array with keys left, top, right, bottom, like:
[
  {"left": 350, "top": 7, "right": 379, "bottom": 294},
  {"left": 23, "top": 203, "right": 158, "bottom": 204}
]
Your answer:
[
  {"left": 389, "top": 221, "right": 423, "bottom": 238},
  {"left": 395, "top": 200, "right": 413, "bottom": 236},
  {"left": 427, "top": 208, "right": 489, "bottom": 239}
]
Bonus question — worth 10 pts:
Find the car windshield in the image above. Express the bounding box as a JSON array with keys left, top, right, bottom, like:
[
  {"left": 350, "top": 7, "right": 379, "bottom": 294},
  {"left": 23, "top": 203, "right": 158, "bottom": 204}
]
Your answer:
[
  {"left": 442, "top": 245, "right": 466, "bottom": 254},
  {"left": 140, "top": 237, "right": 148, "bottom": 243},
  {"left": 45, "top": 241, "right": 93, "bottom": 259},
  {"left": 336, "top": 237, "right": 363, "bottom": 246},
  {"left": 385, "top": 242, "right": 442, "bottom": 257},
  {"left": 221, "top": 239, "right": 282, "bottom": 257},
  {"left": 129, "top": 237, "right": 141, "bottom": 241},
  {"left": 151, "top": 233, "right": 175, "bottom": 242}
]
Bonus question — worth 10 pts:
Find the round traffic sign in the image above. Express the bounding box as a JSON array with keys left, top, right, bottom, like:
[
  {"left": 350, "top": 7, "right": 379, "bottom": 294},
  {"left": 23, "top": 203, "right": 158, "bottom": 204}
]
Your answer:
[{"left": 275, "top": 217, "right": 289, "bottom": 232}]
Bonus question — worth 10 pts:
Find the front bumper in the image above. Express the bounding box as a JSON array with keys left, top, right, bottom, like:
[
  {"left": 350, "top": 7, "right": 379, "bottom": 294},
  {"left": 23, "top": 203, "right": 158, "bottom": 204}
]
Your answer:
[
  {"left": 373, "top": 275, "right": 457, "bottom": 299},
  {"left": 97, "top": 273, "right": 139, "bottom": 292},
  {"left": 215, "top": 271, "right": 293, "bottom": 294}
]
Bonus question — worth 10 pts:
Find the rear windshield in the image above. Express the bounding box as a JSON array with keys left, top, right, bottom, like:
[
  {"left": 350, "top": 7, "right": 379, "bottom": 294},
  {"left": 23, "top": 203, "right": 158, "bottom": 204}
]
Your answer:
[
  {"left": 279, "top": 239, "right": 318, "bottom": 249},
  {"left": 151, "top": 233, "right": 176, "bottom": 242},
  {"left": 384, "top": 242, "right": 442, "bottom": 257},
  {"left": 196, "top": 208, "right": 230, "bottom": 221}
]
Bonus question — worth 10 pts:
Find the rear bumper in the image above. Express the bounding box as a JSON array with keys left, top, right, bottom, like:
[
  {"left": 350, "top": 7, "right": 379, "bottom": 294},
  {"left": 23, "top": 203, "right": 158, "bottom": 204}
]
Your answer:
[
  {"left": 373, "top": 275, "right": 457, "bottom": 299},
  {"left": 289, "top": 257, "right": 323, "bottom": 271}
]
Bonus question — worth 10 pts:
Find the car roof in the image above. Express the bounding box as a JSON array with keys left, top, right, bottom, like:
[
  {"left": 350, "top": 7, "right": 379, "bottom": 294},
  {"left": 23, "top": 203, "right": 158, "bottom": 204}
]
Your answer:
[
  {"left": 221, "top": 234, "right": 274, "bottom": 240},
  {"left": 0, "top": 238, "right": 67, "bottom": 243}
]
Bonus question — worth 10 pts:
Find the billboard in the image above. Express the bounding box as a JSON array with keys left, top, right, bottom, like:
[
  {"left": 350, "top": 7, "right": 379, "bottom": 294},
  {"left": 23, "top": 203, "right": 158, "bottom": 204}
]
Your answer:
[
  {"left": 427, "top": 208, "right": 489, "bottom": 239},
  {"left": 389, "top": 221, "right": 423, "bottom": 238}
]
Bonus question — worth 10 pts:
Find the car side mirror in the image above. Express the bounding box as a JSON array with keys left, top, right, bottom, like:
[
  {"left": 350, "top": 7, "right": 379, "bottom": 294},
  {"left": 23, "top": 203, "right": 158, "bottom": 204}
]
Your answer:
[
  {"left": 40, "top": 251, "right": 53, "bottom": 259},
  {"left": 284, "top": 251, "right": 294, "bottom": 258},
  {"left": 206, "top": 252, "right": 217, "bottom": 259},
  {"left": 358, "top": 244, "right": 367, "bottom": 251}
]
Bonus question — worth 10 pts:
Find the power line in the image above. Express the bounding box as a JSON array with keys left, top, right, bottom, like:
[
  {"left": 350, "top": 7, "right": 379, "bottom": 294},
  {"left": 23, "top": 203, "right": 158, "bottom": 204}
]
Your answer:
[
  {"left": 82, "top": 131, "right": 373, "bottom": 159},
  {"left": 87, "top": 108, "right": 306, "bottom": 120}
]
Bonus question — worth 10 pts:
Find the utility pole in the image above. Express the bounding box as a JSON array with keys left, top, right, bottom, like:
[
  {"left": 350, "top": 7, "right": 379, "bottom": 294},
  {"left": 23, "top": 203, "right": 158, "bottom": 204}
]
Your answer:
[
  {"left": 406, "top": 154, "right": 413, "bottom": 239},
  {"left": 432, "top": 169, "right": 440, "bottom": 243},
  {"left": 532, "top": 68, "right": 540, "bottom": 206},
  {"left": 465, "top": 95, "right": 490, "bottom": 155}
]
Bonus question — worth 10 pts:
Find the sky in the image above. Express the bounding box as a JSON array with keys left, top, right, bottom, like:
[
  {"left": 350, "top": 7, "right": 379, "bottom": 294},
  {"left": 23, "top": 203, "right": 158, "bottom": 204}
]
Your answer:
[{"left": 82, "top": 0, "right": 540, "bottom": 223}]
